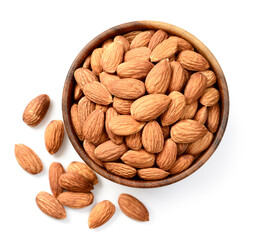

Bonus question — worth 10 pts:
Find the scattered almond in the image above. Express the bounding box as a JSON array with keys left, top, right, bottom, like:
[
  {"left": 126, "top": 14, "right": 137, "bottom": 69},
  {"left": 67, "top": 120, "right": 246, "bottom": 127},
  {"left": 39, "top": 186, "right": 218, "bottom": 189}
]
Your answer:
[
  {"left": 58, "top": 192, "right": 94, "bottom": 209},
  {"left": 49, "top": 162, "right": 65, "bottom": 198}
]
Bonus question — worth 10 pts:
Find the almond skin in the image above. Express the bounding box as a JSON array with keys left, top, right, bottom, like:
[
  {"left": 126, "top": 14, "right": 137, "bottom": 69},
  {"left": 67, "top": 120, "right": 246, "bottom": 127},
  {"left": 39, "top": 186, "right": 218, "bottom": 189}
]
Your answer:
[
  {"left": 83, "top": 109, "right": 104, "bottom": 144},
  {"left": 169, "top": 154, "right": 194, "bottom": 175},
  {"left": 102, "top": 39, "right": 113, "bottom": 49},
  {"left": 121, "top": 149, "right": 155, "bottom": 168},
  {"left": 96, "top": 104, "right": 109, "bottom": 113},
  {"left": 130, "top": 31, "right": 153, "bottom": 49},
  {"left": 74, "top": 84, "right": 83, "bottom": 101},
  {"left": 148, "top": 29, "right": 168, "bottom": 51},
  {"left": 49, "top": 162, "right": 65, "bottom": 198},
  {"left": 88, "top": 200, "right": 115, "bottom": 229},
  {"left": 78, "top": 97, "right": 95, "bottom": 131},
  {"left": 168, "top": 61, "right": 187, "bottom": 92},
  {"left": 137, "top": 168, "right": 169, "bottom": 180},
  {"left": 145, "top": 59, "right": 171, "bottom": 94},
  {"left": 94, "top": 140, "right": 128, "bottom": 162},
  {"left": 131, "top": 94, "right": 171, "bottom": 122},
  {"left": 161, "top": 91, "right": 186, "bottom": 126},
  {"left": 170, "top": 119, "right": 207, "bottom": 143},
  {"left": 124, "top": 47, "right": 151, "bottom": 62},
  {"left": 199, "top": 87, "right": 220, "bottom": 106},
  {"left": 82, "top": 55, "right": 91, "bottom": 69},
  {"left": 104, "top": 163, "right": 137, "bottom": 178},
  {"left": 44, "top": 120, "right": 64, "bottom": 155},
  {"left": 200, "top": 70, "right": 217, "bottom": 87},
  {"left": 109, "top": 115, "right": 146, "bottom": 136},
  {"left": 67, "top": 161, "right": 98, "bottom": 185},
  {"left": 177, "top": 50, "right": 210, "bottom": 71},
  {"left": 184, "top": 72, "right": 207, "bottom": 104},
  {"left": 36, "top": 191, "right": 66, "bottom": 219},
  {"left": 15, "top": 144, "right": 43, "bottom": 174},
  {"left": 186, "top": 131, "right": 214, "bottom": 155},
  {"left": 177, "top": 143, "right": 189, "bottom": 156},
  {"left": 194, "top": 106, "right": 208, "bottom": 124},
  {"left": 58, "top": 192, "right": 94, "bottom": 209},
  {"left": 23, "top": 94, "right": 50, "bottom": 126},
  {"left": 118, "top": 193, "right": 149, "bottom": 221},
  {"left": 170, "top": 36, "right": 194, "bottom": 51},
  {"left": 74, "top": 68, "right": 98, "bottom": 89},
  {"left": 83, "top": 140, "right": 104, "bottom": 167},
  {"left": 113, "top": 97, "right": 133, "bottom": 115},
  {"left": 142, "top": 121, "right": 164, "bottom": 153},
  {"left": 156, "top": 138, "right": 177, "bottom": 171},
  {"left": 207, "top": 103, "right": 220, "bottom": 133},
  {"left": 114, "top": 35, "right": 130, "bottom": 52},
  {"left": 71, "top": 104, "right": 83, "bottom": 141},
  {"left": 123, "top": 30, "right": 142, "bottom": 43},
  {"left": 101, "top": 41, "right": 124, "bottom": 73},
  {"left": 99, "top": 72, "right": 120, "bottom": 93},
  {"left": 117, "top": 60, "right": 154, "bottom": 79},
  {"left": 95, "top": 130, "right": 110, "bottom": 146},
  {"left": 180, "top": 101, "right": 198, "bottom": 120},
  {"left": 125, "top": 131, "right": 142, "bottom": 150},
  {"left": 59, "top": 172, "right": 93, "bottom": 193},
  {"left": 91, "top": 48, "right": 104, "bottom": 75},
  {"left": 83, "top": 81, "right": 113, "bottom": 105}
]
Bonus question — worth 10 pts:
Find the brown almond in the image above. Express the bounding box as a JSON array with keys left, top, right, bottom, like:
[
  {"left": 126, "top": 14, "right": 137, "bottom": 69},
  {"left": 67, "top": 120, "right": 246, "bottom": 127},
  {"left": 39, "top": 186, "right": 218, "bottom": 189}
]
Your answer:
[
  {"left": 161, "top": 125, "right": 170, "bottom": 139},
  {"left": 14, "top": 144, "right": 43, "bottom": 174},
  {"left": 177, "top": 143, "right": 189, "bottom": 156},
  {"left": 82, "top": 55, "right": 91, "bottom": 69},
  {"left": 59, "top": 172, "right": 93, "bottom": 193},
  {"left": 94, "top": 140, "right": 128, "bottom": 162},
  {"left": 113, "top": 97, "right": 133, "bottom": 115},
  {"left": 169, "top": 154, "right": 194, "bottom": 175},
  {"left": 170, "top": 36, "right": 193, "bottom": 51},
  {"left": 118, "top": 193, "right": 149, "bottom": 221},
  {"left": 123, "top": 31, "right": 142, "bottom": 43},
  {"left": 36, "top": 191, "right": 66, "bottom": 219},
  {"left": 125, "top": 131, "right": 142, "bottom": 150},
  {"left": 102, "top": 39, "right": 113, "bottom": 49},
  {"left": 101, "top": 41, "right": 124, "bottom": 73},
  {"left": 109, "top": 115, "right": 146, "bottom": 136},
  {"left": 94, "top": 130, "right": 110, "bottom": 146},
  {"left": 104, "top": 163, "right": 137, "bottom": 178},
  {"left": 130, "top": 31, "right": 153, "bottom": 49},
  {"left": 121, "top": 149, "right": 155, "bottom": 168},
  {"left": 131, "top": 94, "right": 171, "bottom": 122},
  {"left": 95, "top": 104, "right": 109, "bottom": 113},
  {"left": 194, "top": 106, "right": 208, "bottom": 124},
  {"left": 88, "top": 200, "right": 115, "bottom": 229},
  {"left": 90, "top": 48, "right": 104, "bottom": 75},
  {"left": 168, "top": 61, "right": 187, "bottom": 92},
  {"left": 74, "top": 84, "right": 84, "bottom": 101},
  {"left": 83, "top": 140, "right": 104, "bottom": 167},
  {"left": 137, "top": 168, "right": 169, "bottom": 180},
  {"left": 99, "top": 72, "right": 120, "bottom": 92},
  {"left": 180, "top": 101, "right": 198, "bottom": 120},
  {"left": 207, "top": 103, "right": 220, "bottom": 133},
  {"left": 170, "top": 119, "right": 207, "bottom": 143},
  {"left": 74, "top": 68, "right": 98, "bottom": 90},
  {"left": 124, "top": 47, "right": 151, "bottom": 62},
  {"left": 83, "top": 81, "right": 113, "bottom": 105},
  {"left": 200, "top": 70, "right": 217, "bottom": 87},
  {"left": 177, "top": 50, "right": 210, "bottom": 71},
  {"left": 114, "top": 35, "right": 130, "bottom": 52},
  {"left": 148, "top": 30, "right": 168, "bottom": 51},
  {"left": 23, "top": 94, "right": 50, "bottom": 126},
  {"left": 49, "top": 162, "right": 65, "bottom": 198},
  {"left": 156, "top": 138, "right": 177, "bottom": 171},
  {"left": 71, "top": 104, "right": 83, "bottom": 141},
  {"left": 58, "top": 192, "right": 94, "bottom": 209},
  {"left": 199, "top": 87, "right": 220, "bottom": 106}
]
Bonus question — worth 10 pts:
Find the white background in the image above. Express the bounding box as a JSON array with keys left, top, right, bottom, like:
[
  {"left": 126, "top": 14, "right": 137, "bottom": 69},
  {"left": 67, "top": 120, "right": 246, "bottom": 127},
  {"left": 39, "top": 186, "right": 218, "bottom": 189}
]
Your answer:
[{"left": 0, "top": 0, "right": 259, "bottom": 239}]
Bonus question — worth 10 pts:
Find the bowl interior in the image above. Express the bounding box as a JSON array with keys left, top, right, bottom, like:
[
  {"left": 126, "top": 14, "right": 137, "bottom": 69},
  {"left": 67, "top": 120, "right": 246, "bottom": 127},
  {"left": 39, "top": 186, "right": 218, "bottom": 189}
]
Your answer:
[{"left": 62, "top": 21, "right": 229, "bottom": 188}]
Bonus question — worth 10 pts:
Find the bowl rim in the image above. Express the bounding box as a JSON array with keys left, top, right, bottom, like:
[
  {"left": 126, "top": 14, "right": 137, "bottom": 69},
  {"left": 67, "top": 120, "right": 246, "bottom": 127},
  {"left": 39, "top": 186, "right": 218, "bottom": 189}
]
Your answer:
[{"left": 62, "top": 20, "right": 229, "bottom": 188}]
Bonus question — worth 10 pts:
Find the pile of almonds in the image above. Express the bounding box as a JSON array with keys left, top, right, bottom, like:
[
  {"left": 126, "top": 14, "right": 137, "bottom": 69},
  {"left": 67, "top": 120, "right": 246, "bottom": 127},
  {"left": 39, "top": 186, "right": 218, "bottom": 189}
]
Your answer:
[{"left": 72, "top": 29, "right": 220, "bottom": 180}]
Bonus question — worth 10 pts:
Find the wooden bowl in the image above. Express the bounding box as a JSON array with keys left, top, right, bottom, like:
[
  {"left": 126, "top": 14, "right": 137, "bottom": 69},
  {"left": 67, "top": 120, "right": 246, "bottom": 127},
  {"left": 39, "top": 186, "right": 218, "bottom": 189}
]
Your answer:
[{"left": 62, "top": 21, "right": 229, "bottom": 188}]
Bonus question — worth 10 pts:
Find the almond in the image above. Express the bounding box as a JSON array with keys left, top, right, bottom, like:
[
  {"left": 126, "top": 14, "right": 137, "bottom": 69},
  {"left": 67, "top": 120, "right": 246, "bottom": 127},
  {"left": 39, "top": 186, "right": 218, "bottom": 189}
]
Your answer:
[
  {"left": 145, "top": 59, "right": 171, "bottom": 94},
  {"left": 95, "top": 130, "right": 110, "bottom": 146},
  {"left": 101, "top": 41, "right": 124, "bottom": 73},
  {"left": 88, "top": 200, "right": 115, "bottom": 229},
  {"left": 49, "top": 162, "right": 65, "bottom": 198},
  {"left": 58, "top": 192, "right": 94, "bottom": 209},
  {"left": 118, "top": 193, "right": 149, "bottom": 221},
  {"left": 99, "top": 72, "right": 120, "bottom": 92},
  {"left": 71, "top": 103, "right": 83, "bottom": 141},
  {"left": 156, "top": 138, "right": 177, "bottom": 170},
  {"left": 74, "top": 84, "right": 84, "bottom": 101},
  {"left": 67, "top": 161, "right": 98, "bottom": 185},
  {"left": 177, "top": 143, "right": 189, "bottom": 156},
  {"left": 95, "top": 104, "right": 108, "bottom": 113},
  {"left": 180, "top": 101, "right": 198, "bottom": 120},
  {"left": 113, "top": 97, "right": 133, "bottom": 115},
  {"left": 131, "top": 94, "right": 171, "bottom": 122},
  {"left": 74, "top": 68, "right": 98, "bottom": 90},
  {"left": 94, "top": 140, "right": 128, "bottom": 162},
  {"left": 170, "top": 36, "right": 193, "bottom": 51},
  {"left": 83, "top": 140, "right": 104, "bottom": 167},
  {"left": 109, "top": 115, "right": 146, "bottom": 136},
  {"left": 199, "top": 87, "right": 220, "bottom": 106},
  {"left": 200, "top": 70, "right": 217, "bottom": 87},
  {"left": 83, "top": 81, "right": 113, "bottom": 105},
  {"left": 23, "top": 94, "right": 50, "bottom": 126},
  {"left": 170, "top": 119, "right": 207, "bottom": 143},
  {"left": 104, "top": 162, "right": 137, "bottom": 178},
  {"left": 168, "top": 61, "right": 187, "bottom": 92},
  {"left": 184, "top": 72, "right": 207, "bottom": 104},
  {"left": 83, "top": 109, "right": 104, "bottom": 144},
  {"left": 177, "top": 50, "right": 210, "bottom": 71},
  {"left": 207, "top": 103, "right": 220, "bottom": 133},
  {"left": 105, "top": 107, "right": 124, "bottom": 144},
  {"left": 160, "top": 91, "right": 186, "bottom": 126},
  {"left": 44, "top": 120, "right": 64, "bottom": 154},
  {"left": 36, "top": 191, "right": 66, "bottom": 219},
  {"left": 59, "top": 172, "right": 93, "bottom": 193},
  {"left": 137, "top": 168, "right": 169, "bottom": 180},
  {"left": 109, "top": 78, "right": 145, "bottom": 100},
  {"left": 150, "top": 37, "right": 179, "bottom": 62},
  {"left": 194, "top": 106, "right": 208, "bottom": 124},
  {"left": 14, "top": 144, "right": 43, "bottom": 174},
  {"left": 117, "top": 60, "right": 154, "bottom": 79},
  {"left": 102, "top": 39, "right": 113, "bottom": 49},
  {"left": 121, "top": 149, "right": 155, "bottom": 168},
  {"left": 123, "top": 30, "right": 142, "bottom": 43},
  {"left": 124, "top": 47, "right": 151, "bottom": 62},
  {"left": 130, "top": 31, "right": 153, "bottom": 49},
  {"left": 142, "top": 121, "right": 164, "bottom": 153},
  {"left": 148, "top": 30, "right": 168, "bottom": 51},
  {"left": 90, "top": 48, "right": 104, "bottom": 75},
  {"left": 169, "top": 154, "right": 194, "bottom": 175},
  {"left": 186, "top": 131, "right": 214, "bottom": 155},
  {"left": 125, "top": 131, "right": 142, "bottom": 150},
  {"left": 82, "top": 55, "right": 91, "bottom": 69},
  {"left": 161, "top": 125, "right": 170, "bottom": 139},
  {"left": 114, "top": 35, "right": 130, "bottom": 52}
]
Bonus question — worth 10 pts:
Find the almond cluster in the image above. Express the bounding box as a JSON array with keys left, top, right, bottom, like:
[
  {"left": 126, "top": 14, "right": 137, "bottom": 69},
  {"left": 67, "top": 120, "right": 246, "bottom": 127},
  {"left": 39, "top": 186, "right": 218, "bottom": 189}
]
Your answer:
[{"left": 72, "top": 29, "right": 221, "bottom": 181}]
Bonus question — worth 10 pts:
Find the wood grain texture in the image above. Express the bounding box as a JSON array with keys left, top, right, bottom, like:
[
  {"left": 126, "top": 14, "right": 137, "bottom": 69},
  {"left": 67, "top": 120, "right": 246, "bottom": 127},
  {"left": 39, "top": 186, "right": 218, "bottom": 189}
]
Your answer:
[{"left": 62, "top": 20, "right": 229, "bottom": 188}]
